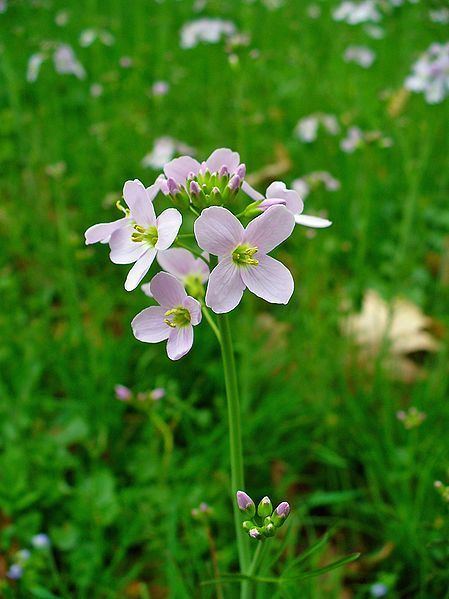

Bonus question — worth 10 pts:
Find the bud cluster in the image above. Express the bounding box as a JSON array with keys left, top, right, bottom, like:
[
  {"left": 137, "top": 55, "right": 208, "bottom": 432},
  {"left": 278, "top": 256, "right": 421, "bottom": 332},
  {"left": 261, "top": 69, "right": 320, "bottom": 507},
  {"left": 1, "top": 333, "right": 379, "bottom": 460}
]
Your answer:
[
  {"left": 165, "top": 163, "right": 246, "bottom": 211},
  {"left": 236, "top": 491, "right": 290, "bottom": 540}
]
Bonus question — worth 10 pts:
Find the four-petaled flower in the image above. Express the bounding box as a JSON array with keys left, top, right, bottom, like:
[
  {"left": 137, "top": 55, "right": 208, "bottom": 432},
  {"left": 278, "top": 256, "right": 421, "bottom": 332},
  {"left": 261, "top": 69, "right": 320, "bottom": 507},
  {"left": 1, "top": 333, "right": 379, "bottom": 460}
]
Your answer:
[
  {"left": 243, "top": 180, "right": 332, "bottom": 228},
  {"left": 195, "top": 205, "right": 295, "bottom": 313},
  {"left": 107, "top": 180, "right": 182, "bottom": 291},
  {"left": 132, "top": 272, "right": 202, "bottom": 360}
]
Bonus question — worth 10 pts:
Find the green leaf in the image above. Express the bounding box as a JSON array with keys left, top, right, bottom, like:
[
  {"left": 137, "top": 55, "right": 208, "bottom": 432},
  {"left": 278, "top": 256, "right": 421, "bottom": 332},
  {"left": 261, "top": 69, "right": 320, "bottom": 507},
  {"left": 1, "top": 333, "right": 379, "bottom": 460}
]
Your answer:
[{"left": 30, "top": 587, "right": 61, "bottom": 599}]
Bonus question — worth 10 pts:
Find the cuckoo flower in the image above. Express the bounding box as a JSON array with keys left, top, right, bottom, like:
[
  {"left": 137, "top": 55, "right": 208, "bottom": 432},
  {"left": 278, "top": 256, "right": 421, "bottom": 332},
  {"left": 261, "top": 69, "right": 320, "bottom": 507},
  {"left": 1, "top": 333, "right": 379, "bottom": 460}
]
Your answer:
[
  {"left": 243, "top": 180, "right": 332, "bottom": 228},
  {"left": 195, "top": 205, "right": 295, "bottom": 313},
  {"left": 160, "top": 147, "right": 248, "bottom": 209},
  {"left": 107, "top": 180, "right": 182, "bottom": 291},
  {"left": 157, "top": 248, "right": 209, "bottom": 292},
  {"left": 132, "top": 272, "right": 201, "bottom": 360}
]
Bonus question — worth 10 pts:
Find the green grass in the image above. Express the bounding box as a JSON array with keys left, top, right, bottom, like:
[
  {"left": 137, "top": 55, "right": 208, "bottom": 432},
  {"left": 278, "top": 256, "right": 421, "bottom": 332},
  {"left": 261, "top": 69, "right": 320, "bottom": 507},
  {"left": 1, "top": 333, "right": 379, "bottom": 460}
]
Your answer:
[{"left": 1, "top": 0, "right": 449, "bottom": 597}]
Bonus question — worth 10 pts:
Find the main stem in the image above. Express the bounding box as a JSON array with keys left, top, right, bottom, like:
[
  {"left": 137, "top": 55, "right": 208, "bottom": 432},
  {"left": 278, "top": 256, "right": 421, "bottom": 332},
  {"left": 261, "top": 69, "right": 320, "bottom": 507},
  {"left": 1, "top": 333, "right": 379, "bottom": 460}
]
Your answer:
[{"left": 217, "top": 314, "right": 251, "bottom": 587}]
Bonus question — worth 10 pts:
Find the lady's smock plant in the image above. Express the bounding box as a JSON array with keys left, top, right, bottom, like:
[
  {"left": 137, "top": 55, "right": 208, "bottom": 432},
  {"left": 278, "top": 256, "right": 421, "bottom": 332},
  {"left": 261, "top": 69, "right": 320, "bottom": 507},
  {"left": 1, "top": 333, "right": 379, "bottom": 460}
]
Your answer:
[{"left": 85, "top": 147, "right": 335, "bottom": 595}]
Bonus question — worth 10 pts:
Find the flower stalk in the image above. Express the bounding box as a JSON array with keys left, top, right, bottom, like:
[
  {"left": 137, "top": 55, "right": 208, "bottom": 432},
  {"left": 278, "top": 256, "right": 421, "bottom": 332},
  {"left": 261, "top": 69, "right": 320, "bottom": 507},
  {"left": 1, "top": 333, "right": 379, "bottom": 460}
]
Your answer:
[{"left": 217, "top": 314, "right": 251, "bottom": 586}]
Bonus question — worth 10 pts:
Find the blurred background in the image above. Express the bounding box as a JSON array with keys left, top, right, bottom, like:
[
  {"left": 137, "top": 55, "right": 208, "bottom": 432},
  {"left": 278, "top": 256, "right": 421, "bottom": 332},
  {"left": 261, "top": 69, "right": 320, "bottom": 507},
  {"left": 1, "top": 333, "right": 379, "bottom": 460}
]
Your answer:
[{"left": 1, "top": 0, "right": 449, "bottom": 597}]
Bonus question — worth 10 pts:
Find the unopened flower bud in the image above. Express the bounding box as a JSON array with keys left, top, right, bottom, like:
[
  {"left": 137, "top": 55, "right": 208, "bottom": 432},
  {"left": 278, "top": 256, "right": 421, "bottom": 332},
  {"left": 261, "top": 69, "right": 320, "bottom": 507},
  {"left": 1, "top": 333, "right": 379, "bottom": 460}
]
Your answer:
[
  {"left": 167, "top": 177, "right": 179, "bottom": 195},
  {"left": 264, "top": 523, "right": 275, "bottom": 537},
  {"left": 115, "top": 384, "right": 132, "bottom": 401},
  {"left": 190, "top": 180, "right": 201, "bottom": 196},
  {"left": 236, "top": 491, "right": 255, "bottom": 518},
  {"left": 150, "top": 387, "right": 165, "bottom": 400},
  {"left": 228, "top": 174, "right": 241, "bottom": 191},
  {"left": 257, "top": 496, "right": 272, "bottom": 519},
  {"left": 249, "top": 527, "right": 262, "bottom": 539},
  {"left": 236, "top": 163, "right": 246, "bottom": 179},
  {"left": 272, "top": 502, "right": 290, "bottom": 527},
  {"left": 219, "top": 165, "right": 229, "bottom": 177},
  {"left": 242, "top": 520, "right": 253, "bottom": 531},
  {"left": 187, "top": 171, "right": 197, "bottom": 180}
]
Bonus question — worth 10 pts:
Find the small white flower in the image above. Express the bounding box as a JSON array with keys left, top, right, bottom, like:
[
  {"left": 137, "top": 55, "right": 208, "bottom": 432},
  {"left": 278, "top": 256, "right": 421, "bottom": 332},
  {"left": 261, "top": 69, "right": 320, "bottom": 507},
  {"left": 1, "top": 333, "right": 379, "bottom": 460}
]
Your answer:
[
  {"left": 180, "top": 18, "right": 237, "bottom": 49},
  {"left": 141, "top": 137, "right": 196, "bottom": 170},
  {"left": 405, "top": 42, "right": 449, "bottom": 104},
  {"left": 344, "top": 45, "right": 376, "bottom": 68},
  {"left": 333, "top": 0, "right": 381, "bottom": 24}
]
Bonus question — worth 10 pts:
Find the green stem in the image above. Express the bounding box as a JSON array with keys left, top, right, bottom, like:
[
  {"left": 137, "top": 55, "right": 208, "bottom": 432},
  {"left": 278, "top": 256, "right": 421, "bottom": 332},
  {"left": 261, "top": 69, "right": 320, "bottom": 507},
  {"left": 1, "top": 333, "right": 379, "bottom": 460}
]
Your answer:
[
  {"left": 217, "top": 314, "right": 251, "bottom": 593},
  {"left": 201, "top": 305, "right": 221, "bottom": 342}
]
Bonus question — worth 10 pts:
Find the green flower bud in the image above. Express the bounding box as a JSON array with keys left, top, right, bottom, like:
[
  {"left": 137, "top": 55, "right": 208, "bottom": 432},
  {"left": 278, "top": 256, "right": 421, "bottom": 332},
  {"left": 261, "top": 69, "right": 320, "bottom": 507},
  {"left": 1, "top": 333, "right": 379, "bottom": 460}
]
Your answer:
[
  {"left": 257, "top": 496, "right": 272, "bottom": 519},
  {"left": 242, "top": 520, "right": 253, "bottom": 532},
  {"left": 271, "top": 502, "right": 290, "bottom": 527}
]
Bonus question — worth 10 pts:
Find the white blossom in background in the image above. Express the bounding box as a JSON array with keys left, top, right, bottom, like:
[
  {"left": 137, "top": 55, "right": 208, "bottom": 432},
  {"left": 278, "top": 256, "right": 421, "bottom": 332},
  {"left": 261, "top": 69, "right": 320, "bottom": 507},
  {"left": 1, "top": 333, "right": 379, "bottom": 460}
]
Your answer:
[
  {"left": 90, "top": 83, "right": 103, "bottom": 97},
  {"left": 0, "top": 0, "right": 7, "bottom": 13},
  {"left": 261, "top": 0, "right": 284, "bottom": 9},
  {"left": 152, "top": 80, "right": 170, "bottom": 96},
  {"left": 54, "top": 44, "right": 86, "bottom": 79},
  {"left": 364, "top": 24, "right": 385, "bottom": 39},
  {"left": 429, "top": 9, "right": 449, "bottom": 24},
  {"left": 180, "top": 18, "right": 237, "bottom": 49},
  {"left": 294, "top": 113, "right": 340, "bottom": 143},
  {"left": 292, "top": 172, "right": 341, "bottom": 199},
  {"left": 141, "top": 137, "right": 196, "bottom": 169},
  {"left": 333, "top": 0, "right": 381, "bottom": 24},
  {"left": 27, "top": 53, "right": 46, "bottom": 82},
  {"left": 119, "top": 56, "right": 133, "bottom": 68},
  {"left": 405, "top": 42, "right": 449, "bottom": 104},
  {"left": 344, "top": 45, "right": 376, "bottom": 68},
  {"left": 307, "top": 3, "right": 322, "bottom": 18},
  {"left": 340, "top": 126, "right": 393, "bottom": 152},
  {"left": 79, "top": 28, "right": 115, "bottom": 47},
  {"left": 55, "top": 10, "right": 70, "bottom": 26}
]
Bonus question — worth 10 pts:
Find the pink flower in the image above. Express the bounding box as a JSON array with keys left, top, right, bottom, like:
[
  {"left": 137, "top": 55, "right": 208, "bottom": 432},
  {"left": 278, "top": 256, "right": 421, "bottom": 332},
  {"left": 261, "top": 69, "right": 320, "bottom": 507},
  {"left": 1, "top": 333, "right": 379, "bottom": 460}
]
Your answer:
[
  {"left": 158, "top": 247, "right": 209, "bottom": 283},
  {"left": 115, "top": 385, "right": 132, "bottom": 401},
  {"left": 132, "top": 272, "right": 202, "bottom": 360},
  {"left": 107, "top": 180, "right": 182, "bottom": 291},
  {"left": 194, "top": 205, "right": 295, "bottom": 313},
  {"left": 243, "top": 181, "right": 332, "bottom": 228}
]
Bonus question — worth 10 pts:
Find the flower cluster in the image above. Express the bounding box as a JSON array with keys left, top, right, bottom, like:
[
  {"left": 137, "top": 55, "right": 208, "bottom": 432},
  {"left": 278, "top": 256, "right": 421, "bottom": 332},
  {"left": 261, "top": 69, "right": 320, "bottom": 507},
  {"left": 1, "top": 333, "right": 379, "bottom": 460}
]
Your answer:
[
  {"left": 405, "top": 42, "right": 449, "bottom": 104},
  {"left": 85, "top": 148, "right": 332, "bottom": 360},
  {"left": 294, "top": 113, "right": 340, "bottom": 143},
  {"left": 236, "top": 491, "right": 290, "bottom": 540}
]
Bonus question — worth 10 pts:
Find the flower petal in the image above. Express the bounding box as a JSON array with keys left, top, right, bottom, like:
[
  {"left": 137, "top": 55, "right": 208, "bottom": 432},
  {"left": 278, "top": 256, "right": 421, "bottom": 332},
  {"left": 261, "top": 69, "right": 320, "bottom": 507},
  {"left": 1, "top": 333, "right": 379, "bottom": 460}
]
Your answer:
[
  {"left": 155, "top": 208, "right": 182, "bottom": 250},
  {"left": 123, "top": 179, "right": 156, "bottom": 227},
  {"left": 205, "top": 256, "right": 245, "bottom": 314},
  {"left": 195, "top": 206, "right": 244, "bottom": 256},
  {"left": 164, "top": 156, "right": 200, "bottom": 185},
  {"left": 206, "top": 148, "right": 240, "bottom": 173},
  {"left": 294, "top": 214, "right": 332, "bottom": 228},
  {"left": 166, "top": 326, "right": 194, "bottom": 360},
  {"left": 125, "top": 248, "right": 157, "bottom": 291},
  {"left": 109, "top": 224, "right": 147, "bottom": 264},
  {"left": 266, "top": 181, "right": 304, "bottom": 215},
  {"left": 132, "top": 306, "right": 170, "bottom": 343},
  {"left": 182, "top": 296, "right": 202, "bottom": 325},
  {"left": 244, "top": 205, "right": 295, "bottom": 253},
  {"left": 241, "top": 181, "right": 264, "bottom": 201},
  {"left": 141, "top": 282, "right": 152, "bottom": 297},
  {"left": 157, "top": 248, "right": 196, "bottom": 277},
  {"left": 85, "top": 217, "right": 129, "bottom": 245},
  {"left": 150, "top": 272, "right": 187, "bottom": 308},
  {"left": 240, "top": 254, "right": 294, "bottom": 304}
]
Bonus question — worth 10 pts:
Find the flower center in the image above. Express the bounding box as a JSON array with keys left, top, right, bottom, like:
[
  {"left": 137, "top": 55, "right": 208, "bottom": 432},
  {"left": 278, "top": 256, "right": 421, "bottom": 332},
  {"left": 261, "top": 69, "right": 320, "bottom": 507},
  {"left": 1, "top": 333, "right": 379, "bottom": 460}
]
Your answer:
[
  {"left": 232, "top": 244, "right": 259, "bottom": 267},
  {"left": 131, "top": 224, "right": 158, "bottom": 246},
  {"left": 164, "top": 306, "right": 191, "bottom": 328}
]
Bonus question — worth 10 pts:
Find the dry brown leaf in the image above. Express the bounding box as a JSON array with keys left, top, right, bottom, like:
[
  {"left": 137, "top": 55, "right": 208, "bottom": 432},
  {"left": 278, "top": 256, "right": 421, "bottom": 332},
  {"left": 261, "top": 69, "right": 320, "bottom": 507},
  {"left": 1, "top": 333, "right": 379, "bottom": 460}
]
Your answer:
[
  {"left": 245, "top": 143, "right": 292, "bottom": 187},
  {"left": 341, "top": 290, "right": 440, "bottom": 382}
]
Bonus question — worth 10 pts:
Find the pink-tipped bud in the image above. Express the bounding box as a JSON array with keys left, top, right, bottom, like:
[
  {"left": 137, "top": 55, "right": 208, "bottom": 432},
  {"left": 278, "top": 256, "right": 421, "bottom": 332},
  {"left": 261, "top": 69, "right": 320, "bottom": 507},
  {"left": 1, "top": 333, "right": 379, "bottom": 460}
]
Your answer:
[
  {"left": 249, "top": 528, "right": 261, "bottom": 539},
  {"left": 272, "top": 501, "right": 290, "bottom": 527},
  {"left": 259, "top": 197, "right": 287, "bottom": 210},
  {"left": 187, "top": 171, "right": 196, "bottom": 180},
  {"left": 150, "top": 387, "right": 165, "bottom": 401},
  {"left": 167, "top": 177, "right": 179, "bottom": 195},
  {"left": 236, "top": 163, "right": 246, "bottom": 179},
  {"left": 115, "top": 385, "right": 132, "bottom": 401},
  {"left": 219, "top": 165, "right": 229, "bottom": 177},
  {"left": 228, "top": 175, "right": 242, "bottom": 191},
  {"left": 190, "top": 180, "right": 201, "bottom": 196},
  {"left": 236, "top": 491, "right": 255, "bottom": 518},
  {"left": 211, "top": 186, "right": 220, "bottom": 194}
]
